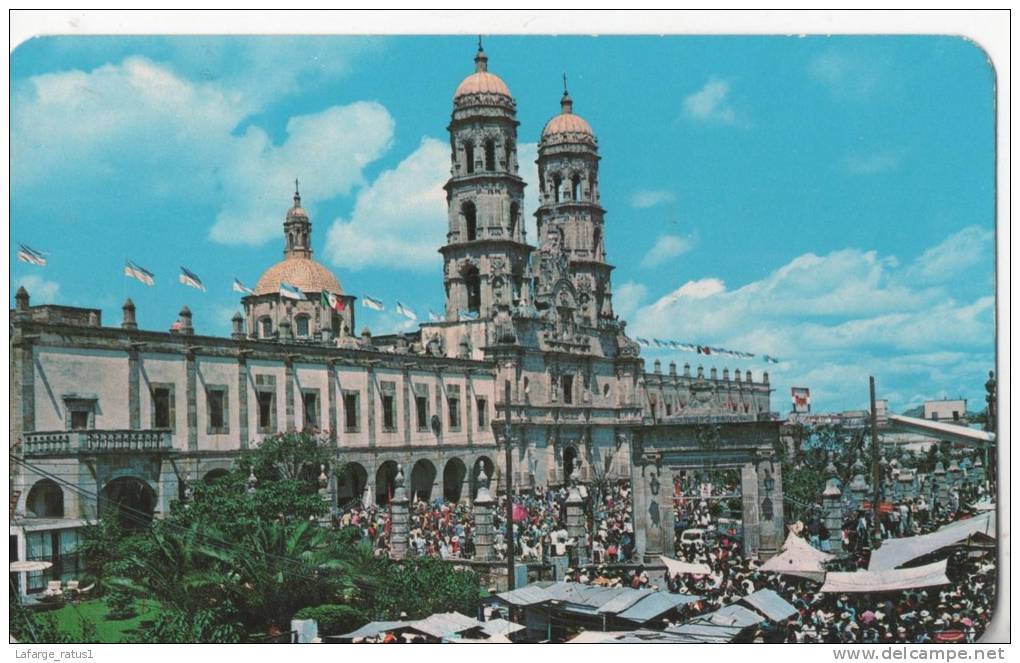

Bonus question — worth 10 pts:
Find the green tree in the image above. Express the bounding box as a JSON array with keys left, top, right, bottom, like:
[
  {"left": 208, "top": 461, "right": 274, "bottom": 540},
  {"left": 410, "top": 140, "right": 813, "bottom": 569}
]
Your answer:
[{"left": 368, "top": 556, "right": 481, "bottom": 621}]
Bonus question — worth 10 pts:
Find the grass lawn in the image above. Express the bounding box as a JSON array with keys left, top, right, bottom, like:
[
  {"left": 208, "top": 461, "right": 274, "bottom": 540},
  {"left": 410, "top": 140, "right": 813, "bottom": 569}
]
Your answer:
[{"left": 50, "top": 597, "right": 160, "bottom": 643}]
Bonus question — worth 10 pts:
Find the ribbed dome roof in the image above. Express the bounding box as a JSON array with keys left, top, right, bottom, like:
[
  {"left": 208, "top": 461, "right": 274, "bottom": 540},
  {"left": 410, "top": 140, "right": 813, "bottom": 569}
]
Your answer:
[
  {"left": 254, "top": 256, "right": 342, "bottom": 296},
  {"left": 453, "top": 45, "right": 512, "bottom": 100},
  {"left": 541, "top": 90, "right": 594, "bottom": 138},
  {"left": 455, "top": 71, "right": 512, "bottom": 98}
]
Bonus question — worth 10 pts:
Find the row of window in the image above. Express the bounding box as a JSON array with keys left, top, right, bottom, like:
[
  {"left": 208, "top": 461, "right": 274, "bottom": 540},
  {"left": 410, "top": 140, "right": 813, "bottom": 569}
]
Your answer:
[
  {"left": 258, "top": 314, "right": 313, "bottom": 339},
  {"left": 143, "top": 382, "right": 490, "bottom": 437}
]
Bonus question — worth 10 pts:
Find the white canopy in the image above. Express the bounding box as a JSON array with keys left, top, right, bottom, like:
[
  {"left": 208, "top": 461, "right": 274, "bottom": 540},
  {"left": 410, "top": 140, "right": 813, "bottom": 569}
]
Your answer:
[
  {"left": 820, "top": 559, "right": 950, "bottom": 593},
  {"left": 868, "top": 513, "right": 995, "bottom": 571},
  {"left": 659, "top": 555, "right": 713, "bottom": 577},
  {"left": 758, "top": 532, "right": 833, "bottom": 582}
]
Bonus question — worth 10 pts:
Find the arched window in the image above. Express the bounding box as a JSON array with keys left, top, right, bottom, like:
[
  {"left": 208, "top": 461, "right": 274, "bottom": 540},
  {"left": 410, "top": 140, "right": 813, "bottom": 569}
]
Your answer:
[
  {"left": 295, "top": 314, "right": 310, "bottom": 337},
  {"left": 464, "top": 265, "right": 481, "bottom": 313},
  {"left": 464, "top": 141, "right": 475, "bottom": 174},
  {"left": 260, "top": 317, "right": 273, "bottom": 338},
  {"left": 593, "top": 227, "right": 602, "bottom": 260},
  {"left": 26, "top": 479, "right": 63, "bottom": 518},
  {"left": 463, "top": 201, "right": 477, "bottom": 241},
  {"left": 509, "top": 202, "right": 520, "bottom": 240},
  {"left": 484, "top": 139, "right": 496, "bottom": 171},
  {"left": 504, "top": 140, "right": 515, "bottom": 172},
  {"left": 589, "top": 174, "right": 597, "bottom": 201},
  {"left": 552, "top": 174, "right": 563, "bottom": 203},
  {"left": 571, "top": 174, "right": 582, "bottom": 201}
]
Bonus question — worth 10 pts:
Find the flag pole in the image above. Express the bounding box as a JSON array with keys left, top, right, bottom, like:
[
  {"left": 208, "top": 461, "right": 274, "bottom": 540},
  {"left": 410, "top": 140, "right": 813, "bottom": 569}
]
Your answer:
[
  {"left": 504, "top": 379, "right": 515, "bottom": 590},
  {"left": 870, "top": 375, "right": 881, "bottom": 547}
]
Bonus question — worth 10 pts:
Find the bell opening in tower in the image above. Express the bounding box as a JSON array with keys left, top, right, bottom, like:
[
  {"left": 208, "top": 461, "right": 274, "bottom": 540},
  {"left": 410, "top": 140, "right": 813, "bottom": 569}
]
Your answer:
[
  {"left": 463, "top": 201, "right": 477, "bottom": 241},
  {"left": 464, "top": 141, "right": 475, "bottom": 174},
  {"left": 484, "top": 139, "right": 496, "bottom": 171},
  {"left": 465, "top": 265, "right": 481, "bottom": 314}
]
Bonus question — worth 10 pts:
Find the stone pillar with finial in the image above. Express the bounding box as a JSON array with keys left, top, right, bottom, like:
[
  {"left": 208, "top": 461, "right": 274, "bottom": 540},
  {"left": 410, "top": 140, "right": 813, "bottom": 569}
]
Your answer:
[
  {"left": 389, "top": 464, "right": 410, "bottom": 560},
  {"left": 246, "top": 468, "right": 258, "bottom": 496},
  {"left": 231, "top": 312, "right": 245, "bottom": 340},
  {"left": 472, "top": 468, "right": 495, "bottom": 561},
  {"left": 122, "top": 298, "right": 138, "bottom": 330},
  {"left": 933, "top": 461, "right": 947, "bottom": 514},
  {"left": 822, "top": 454, "right": 843, "bottom": 554},
  {"left": 177, "top": 306, "right": 194, "bottom": 335},
  {"left": 849, "top": 457, "right": 869, "bottom": 512},
  {"left": 565, "top": 463, "right": 588, "bottom": 567},
  {"left": 317, "top": 464, "right": 334, "bottom": 528},
  {"left": 15, "top": 286, "right": 30, "bottom": 316}
]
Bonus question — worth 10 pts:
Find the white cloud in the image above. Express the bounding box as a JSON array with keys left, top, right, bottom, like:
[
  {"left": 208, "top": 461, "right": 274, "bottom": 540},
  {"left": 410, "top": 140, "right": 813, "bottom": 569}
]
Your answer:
[
  {"left": 15, "top": 274, "right": 60, "bottom": 304},
  {"left": 613, "top": 281, "right": 647, "bottom": 323},
  {"left": 641, "top": 234, "right": 695, "bottom": 268},
  {"left": 903, "top": 225, "right": 994, "bottom": 285},
  {"left": 630, "top": 189, "right": 676, "bottom": 209},
  {"left": 682, "top": 78, "right": 736, "bottom": 124},
  {"left": 808, "top": 51, "right": 879, "bottom": 100},
  {"left": 627, "top": 227, "right": 994, "bottom": 412},
  {"left": 12, "top": 56, "right": 395, "bottom": 246},
  {"left": 325, "top": 137, "right": 448, "bottom": 271}
]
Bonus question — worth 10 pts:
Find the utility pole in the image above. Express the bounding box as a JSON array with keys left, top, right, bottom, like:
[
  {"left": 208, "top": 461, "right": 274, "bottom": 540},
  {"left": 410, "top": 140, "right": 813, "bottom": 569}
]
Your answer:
[
  {"left": 869, "top": 376, "right": 881, "bottom": 545},
  {"left": 503, "top": 379, "right": 516, "bottom": 589}
]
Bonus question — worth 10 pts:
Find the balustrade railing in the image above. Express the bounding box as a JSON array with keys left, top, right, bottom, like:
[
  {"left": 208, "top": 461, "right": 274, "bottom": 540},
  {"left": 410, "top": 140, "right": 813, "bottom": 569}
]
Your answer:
[{"left": 22, "top": 429, "right": 173, "bottom": 456}]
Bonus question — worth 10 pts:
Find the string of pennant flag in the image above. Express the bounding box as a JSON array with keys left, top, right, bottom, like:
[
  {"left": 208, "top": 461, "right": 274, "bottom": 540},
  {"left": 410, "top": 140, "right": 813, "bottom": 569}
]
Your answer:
[
  {"left": 18, "top": 245, "right": 780, "bottom": 361},
  {"left": 18, "top": 246, "right": 469, "bottom": 323},
  {"left": 634, "top": 336, "right": 780, "bottom": 364}
]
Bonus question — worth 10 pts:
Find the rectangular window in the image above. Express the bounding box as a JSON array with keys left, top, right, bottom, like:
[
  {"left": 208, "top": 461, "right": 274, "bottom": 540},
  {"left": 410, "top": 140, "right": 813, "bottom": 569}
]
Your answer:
[
  {"left": 302, "top": 390, "right": 320, "bottom": 430},
  {"left": 344, "top": 391, "right": 360, "bottom": 432},
  {"left": 382, "top": 394, "right": 396, "bottom": 432},
  {"left": 151, "top": 386, "right": 175, "bottom": 430},
  {"left": 256, "top": 391, "right": 275, "bottom": 433},
  {"left": 476, "top": 397, "right": 488, "bottom": 430},
  {"left": 70, "top": 410, "right": 89, "bottom": 431},
  {"left": 206, "top": 386, "right": 229, "bottom": 434},
  {"left": 448, "top": 385, "right": 461, "bottom": 431},
  {"left": 562, "top": 375, "right": 574, "bottom": 405},
  {"left": 416, "top": 395, "right": 429, "bottom": 431}
]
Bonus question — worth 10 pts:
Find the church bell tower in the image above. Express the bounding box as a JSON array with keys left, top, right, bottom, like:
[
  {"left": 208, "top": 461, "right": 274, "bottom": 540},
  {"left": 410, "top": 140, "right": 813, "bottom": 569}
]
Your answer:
[{"left": 441, "top": 42, "right": 532, "bottom": 321}]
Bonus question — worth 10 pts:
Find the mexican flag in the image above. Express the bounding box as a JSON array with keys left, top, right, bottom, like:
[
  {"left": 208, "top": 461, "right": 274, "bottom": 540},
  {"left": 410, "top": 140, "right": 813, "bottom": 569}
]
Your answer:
[{"left": 320, "top": 291, "right": 345, "bottom": 312}]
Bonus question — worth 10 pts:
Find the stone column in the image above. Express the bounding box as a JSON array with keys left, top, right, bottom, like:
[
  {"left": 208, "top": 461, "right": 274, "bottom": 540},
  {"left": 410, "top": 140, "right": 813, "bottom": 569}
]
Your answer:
[
  {"left": 947, "top": 457, "right": 963, "bottom": 492},
  {"left": 933, "top": 462, "right": 947, "bottom": 514},
  {"left": 185, "top": 350, "right": 198, "bottom": 451},
  {"left": 822, "top": 476, "right": 843, "bottom": 555},
  {"left": 849, "top": 474, "right": 869, "bottom": 512},
  {"left": 389, "top": 465, "right": 410, "bottom": 560},
  {"left": 740, "top": 462, "right": 761, "bottom": 556},
  {"left": 473, "top": 470, "right": 495, "bottom": 561},
  {"left": 237, "top": 355, "right": 250, "bottom": 449},
  {"left": 565, "top": 465, "right": 588, "bottom": 567}
]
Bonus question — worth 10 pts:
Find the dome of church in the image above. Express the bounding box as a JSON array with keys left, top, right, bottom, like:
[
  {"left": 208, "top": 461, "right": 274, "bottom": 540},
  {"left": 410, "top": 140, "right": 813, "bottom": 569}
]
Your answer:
[
  {"left": 254, "top": 256, "right": 342, "bottom": 296},
  {"left": 541, "top": 90, "right": 594, "bottom": 139},
  {"left": 453, "top": 44, "right": 512, "bottom": 100}
]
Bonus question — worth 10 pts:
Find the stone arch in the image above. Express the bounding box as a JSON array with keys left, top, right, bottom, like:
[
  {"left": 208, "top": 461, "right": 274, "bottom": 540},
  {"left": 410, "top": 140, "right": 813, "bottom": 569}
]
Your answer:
[
  {"left": 259, "top": 316, "right": 273, "bottom": 338},
  {"left": 464, "top": 140, "right": 475, "bottom": 174},
  {"left": 294, "top": 313, "right": 311, "bottom": 337},
  {"left": 410, "top": 459, "right": 437, "bottom": 503},
  {"left": 552, "top": 173, "right": 563, "bottom": 203},
  {"left": 471, "top": 456, "right": 495, "bottom": 499},
  {"left": 509, "top": 201, "right": 520, "bottom": 240},
  {"left": 571, "top": 173, "right": 582, "bottom": 200},
  {"left": 203, "top": 468, "right": 230, "bottom": 484},
  {"left": 484, "top": 138, "right": 496, "bottom": 171},
  {"left": 100, "top": 477, "right": 157, "bottom": 531},
  {"left": 26, "top": 479, "right": 64, "bottom": 518},
  {"left": 463, "top": 263, "right": 481, "bottom": 313},
  {"left": 443, "top": 457, "right": 468, "bottom": 503},
  {"left": 338, "top": 462, "right": 368, "bottom": 507},
  {"left": 375, "top": 460, "right": 399, "bottom": 505}
]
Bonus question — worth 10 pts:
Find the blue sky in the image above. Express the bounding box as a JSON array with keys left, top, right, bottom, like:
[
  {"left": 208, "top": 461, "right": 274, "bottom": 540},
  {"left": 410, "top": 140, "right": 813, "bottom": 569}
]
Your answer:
[{"left": 10, "top": 35, "right": 996, "bottom": 413}]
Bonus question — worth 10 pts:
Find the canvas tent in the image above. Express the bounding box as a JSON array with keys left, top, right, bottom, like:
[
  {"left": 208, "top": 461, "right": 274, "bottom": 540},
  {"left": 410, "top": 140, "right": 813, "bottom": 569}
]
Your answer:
[
  {"left": 820, "top": 559, "right": 950, "bottom": 593},
  {"left": 867, "top": 513, "right": 995, "bottom": 571},
  {"left": 659, "top": 555, "right": 714, "bottom": 577},
  {"left": 759, "top": 531, "right": 834, "bottom": 582},
  {"left": 739, "top": 588, "right": 798, "bottom": 622}
]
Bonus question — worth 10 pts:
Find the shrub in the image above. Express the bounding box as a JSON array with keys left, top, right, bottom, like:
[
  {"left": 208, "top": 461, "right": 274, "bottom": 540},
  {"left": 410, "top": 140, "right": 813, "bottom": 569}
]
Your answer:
[
  {"left": 106, "top": 591, "right": 136, "bottom": 620},
  {"left": 293, "top": 604, "right": 368, "bottom": 636}
]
